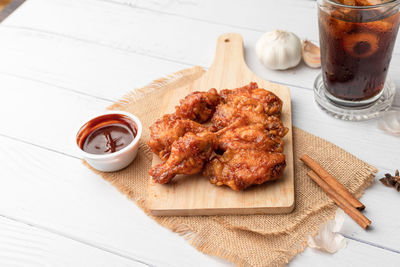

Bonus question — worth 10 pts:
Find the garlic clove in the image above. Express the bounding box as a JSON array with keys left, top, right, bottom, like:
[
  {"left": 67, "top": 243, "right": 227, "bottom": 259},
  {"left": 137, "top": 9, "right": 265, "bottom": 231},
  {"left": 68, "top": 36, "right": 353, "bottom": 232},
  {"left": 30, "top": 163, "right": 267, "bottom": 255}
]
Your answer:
[
  {"left": 256, "top": 29, "right": 302, "bottom": 70},
  {"left": 308, "top": 209, "right": 347, "bottom": 254},
  {"left": 378, "top": 110, "right": 400, "bottom": 135},
  {"left": 302, "top": 40, "right": 321, "bottom": 68}
]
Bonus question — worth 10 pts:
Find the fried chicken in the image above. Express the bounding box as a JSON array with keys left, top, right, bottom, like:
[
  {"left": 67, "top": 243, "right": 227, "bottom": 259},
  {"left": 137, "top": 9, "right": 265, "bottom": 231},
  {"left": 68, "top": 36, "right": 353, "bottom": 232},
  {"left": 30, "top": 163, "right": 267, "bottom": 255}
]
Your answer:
[
  {"left": 211, "top": 96, "right": 266, "bottom": 131},
  {"left": 148, "top": 82, "right": 288, "bottom": 191},
  {"left": 175, "top": 88, "right": 221, "bottom": 123},
  {"left": 147, "top": 114, "right": 207, "bottom": 161},
  {"left": 204, "top": 149, "right": 286, "bottom": 191},
  {"left": 216, "top": 119, "right": 284, "bottom": 153},
  {"left": 220, "top": 82, "right": 282, "bottom": 116},
  {"left": 264, "top": 116, "right": 289, "bottom": 137},
  {"left": 150, "top": 131, "right": 217, "bottom": 184},
  {"left": 211, "top": 98, "right": 288, "bottom": 136}
]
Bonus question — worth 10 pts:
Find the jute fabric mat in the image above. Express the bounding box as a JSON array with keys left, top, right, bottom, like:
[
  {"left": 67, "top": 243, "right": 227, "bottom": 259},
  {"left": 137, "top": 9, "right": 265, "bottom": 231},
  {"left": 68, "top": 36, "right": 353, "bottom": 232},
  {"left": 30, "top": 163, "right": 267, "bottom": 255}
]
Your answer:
[{"left": 85, "top": 66, "right": 376, "bottom": 266}]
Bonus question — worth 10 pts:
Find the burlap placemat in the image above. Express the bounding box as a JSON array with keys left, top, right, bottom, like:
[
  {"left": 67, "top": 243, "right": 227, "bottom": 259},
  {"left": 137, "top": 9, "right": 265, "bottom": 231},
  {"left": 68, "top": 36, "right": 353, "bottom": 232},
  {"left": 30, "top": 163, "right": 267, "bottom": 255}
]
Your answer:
[{"left": 85, "top": 66, "right": 377, "bottom": 266}]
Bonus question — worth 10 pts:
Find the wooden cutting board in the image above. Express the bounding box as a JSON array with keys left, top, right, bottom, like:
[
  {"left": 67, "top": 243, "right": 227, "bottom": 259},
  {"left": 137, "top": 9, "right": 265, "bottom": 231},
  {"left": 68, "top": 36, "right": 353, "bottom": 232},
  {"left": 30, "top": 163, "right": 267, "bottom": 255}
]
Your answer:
[{"left": 148, "top": 33, "right": 294, "bottom": 216}]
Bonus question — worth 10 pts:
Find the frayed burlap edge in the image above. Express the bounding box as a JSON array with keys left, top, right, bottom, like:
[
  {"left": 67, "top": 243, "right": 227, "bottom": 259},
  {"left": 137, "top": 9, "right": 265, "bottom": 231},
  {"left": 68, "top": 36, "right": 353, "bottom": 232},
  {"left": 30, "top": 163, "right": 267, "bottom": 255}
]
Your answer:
[
  {"left": 83, "top": 66, "right": 376, "bottom": 266},
  {"left": 107, "top": 66, "right": 205, "bottom": 111},
  {"left": 83, "top": 159, "right": 375, "bottom": 267},
  {"left": 83, "top": 66, "right": 252, "bottom": 265},
  {"left": 84, "top": 160, "right": 251, "bottom": 266},
  {"left": 214, "top": 163, "right": 376, "bottom": 235}
]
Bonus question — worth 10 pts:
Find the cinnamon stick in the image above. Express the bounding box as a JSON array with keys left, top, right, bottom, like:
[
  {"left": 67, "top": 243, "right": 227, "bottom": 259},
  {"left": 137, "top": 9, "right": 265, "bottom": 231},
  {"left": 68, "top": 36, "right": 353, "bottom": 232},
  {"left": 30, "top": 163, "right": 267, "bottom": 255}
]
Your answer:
[
  {"left": 307, "top": 170, "right": 371, "bottom": 229},
  {"left": 301, "top": 154, "right": 365, "bottom": 211}
]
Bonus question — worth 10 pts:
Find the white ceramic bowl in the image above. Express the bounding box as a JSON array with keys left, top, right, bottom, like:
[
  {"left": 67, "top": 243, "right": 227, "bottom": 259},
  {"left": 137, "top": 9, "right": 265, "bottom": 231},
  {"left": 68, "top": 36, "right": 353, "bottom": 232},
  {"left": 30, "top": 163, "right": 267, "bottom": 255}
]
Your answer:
[{"left": 75, "top": 111, "right": 142, "bottom": 172}]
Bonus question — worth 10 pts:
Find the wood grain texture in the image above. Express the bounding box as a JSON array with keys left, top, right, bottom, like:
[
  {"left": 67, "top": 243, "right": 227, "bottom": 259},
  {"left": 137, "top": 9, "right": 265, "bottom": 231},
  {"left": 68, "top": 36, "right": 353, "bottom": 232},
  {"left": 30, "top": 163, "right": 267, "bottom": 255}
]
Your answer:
[
  {"left": 5, "top": 0, "right": 398, "bottom": 106},
  {"left": 149, "top": 33, "right": 294, "bottom": 216},
  {"left": 0, "top": 25, "right": 397, "bottom": 243},
  {"left": 0, "top": 216, "right": 142, "bottom": 267},
  {"left": 291, "top": 241, "right": 400, "bottom": 267},
  {"left": 0, "top": 135, "right": 228, "bottom": 267},
  {"left": 0, "top": 0, "right": 398, "bottom": 266},
  {"left": 0, "top": 74, "right": 398, "bottom": 250}
]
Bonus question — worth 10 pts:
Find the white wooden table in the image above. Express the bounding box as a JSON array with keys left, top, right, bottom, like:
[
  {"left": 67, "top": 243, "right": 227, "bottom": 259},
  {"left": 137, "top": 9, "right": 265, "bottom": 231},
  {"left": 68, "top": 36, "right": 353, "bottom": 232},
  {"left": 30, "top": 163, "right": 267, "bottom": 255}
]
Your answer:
[{"left": 0, "top": 0, "right": 399, "bottom": 266}]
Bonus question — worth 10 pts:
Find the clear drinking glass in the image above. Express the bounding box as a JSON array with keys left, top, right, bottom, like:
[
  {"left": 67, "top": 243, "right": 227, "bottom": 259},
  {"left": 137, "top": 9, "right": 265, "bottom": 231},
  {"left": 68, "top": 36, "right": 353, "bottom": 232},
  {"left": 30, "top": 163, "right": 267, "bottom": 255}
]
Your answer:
[{"left": 314, "top": 0, "right": 400, "bottom": 120}]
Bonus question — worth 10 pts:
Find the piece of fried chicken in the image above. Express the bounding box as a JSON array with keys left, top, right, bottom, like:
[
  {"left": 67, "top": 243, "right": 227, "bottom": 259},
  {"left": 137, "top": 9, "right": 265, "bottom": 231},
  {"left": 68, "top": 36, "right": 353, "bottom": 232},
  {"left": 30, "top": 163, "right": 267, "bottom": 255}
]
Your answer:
[
  {"left": 150, "top": 131, "right": 217, "bottom": 184},
  {"left": 220, "top": 82, "right": 282, "bottom": 116},
  {"left": 175, "top": 88, "right": 221, "bottom": 123},
  {"left": 147, "top": 114, "right": 207, "bottom": 161},
  {"left": 211, "top": 96, "right": 266, "bottom": 130},
  {"left": 211, "top": 98, "right": 288, "bottom": 136},
  {"left": 216, "top": 119, "right": 284, "bottom": 153},
  {"left": 203, "top": 149, "right": 286, "bottom": 191}
]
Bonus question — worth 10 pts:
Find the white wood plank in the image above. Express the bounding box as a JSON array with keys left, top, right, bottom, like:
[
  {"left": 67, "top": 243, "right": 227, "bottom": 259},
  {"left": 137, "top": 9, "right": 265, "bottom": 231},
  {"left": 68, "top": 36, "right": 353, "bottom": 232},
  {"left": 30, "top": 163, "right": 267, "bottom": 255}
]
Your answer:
[
  {"left": 0, "top": 72, "right": 398, "bottom": 170},
  {"left": 289, "top": 87, "right": 400, "bottom": 170},
  {"left": 111, "top": 0, "right": 317, "bottom": 37},
  {"left": 2, "top": 0, "right": 400, "bottom": 104},
  {"left": 340, "top": 170, "right": 400, "bottom": 246},
  {"left": 0, "top": 26, "right": 188, "bottom": 101},
  {"left": 0, "top": 73, "right": 108, "bottom": 158},
  {"left": 0, "top": 5, "right": 398, "bottom": 250},
  {"left": 0, "top": 1, "right": 397, "bottom": 169},
  {"left": 290, "top": 88, "right": 400, "bottom": 249},
  {"left": 291, "top": 240, "right": 400, "bottom": 267},
  {"left": 112, "top": 0, "right": 400, "bottom": 102},
  {"left": 0, "top": 77, "right": 398, "bottom": 249},
  {"left": 0, "top": 135, "right": 399, "bottom": 266},
  {"left": 0, "top": 216, "right": 144, "bottom": 267},
  {"left": 111, "top": 0, "right": 400, "bottom": 51},
  {"left": 0, "top": 136, "right": 229, "bottom": 267},
  {"left": 125, "top": 0, "right": 400, "bottom": 105},
  {"left": 0, "top": 0, "right": 398, "bottom": 265},
  {"left": 110, "top": 0, "right": 400, "bottom": 63}
]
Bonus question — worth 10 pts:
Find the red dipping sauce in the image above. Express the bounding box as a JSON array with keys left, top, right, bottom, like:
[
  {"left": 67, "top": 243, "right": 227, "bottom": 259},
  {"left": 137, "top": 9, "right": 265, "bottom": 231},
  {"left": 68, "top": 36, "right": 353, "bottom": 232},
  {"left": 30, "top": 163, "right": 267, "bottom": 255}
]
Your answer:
[{"left": 76, "top": 114, "right": 137, "bottom": 155}]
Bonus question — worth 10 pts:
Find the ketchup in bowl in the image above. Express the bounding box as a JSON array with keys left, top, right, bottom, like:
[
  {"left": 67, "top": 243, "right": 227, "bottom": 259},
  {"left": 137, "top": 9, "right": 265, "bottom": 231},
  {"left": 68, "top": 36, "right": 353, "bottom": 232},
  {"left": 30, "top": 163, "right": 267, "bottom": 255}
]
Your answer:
[
  {"left": 77, "top": 114, "right": 137, "bottom": 154},
  {"left": 76, "top": 111, "right": 142, "bottom": 172},
  {"left": 77, "top": 113, "right": 137, "bottom": 155}
]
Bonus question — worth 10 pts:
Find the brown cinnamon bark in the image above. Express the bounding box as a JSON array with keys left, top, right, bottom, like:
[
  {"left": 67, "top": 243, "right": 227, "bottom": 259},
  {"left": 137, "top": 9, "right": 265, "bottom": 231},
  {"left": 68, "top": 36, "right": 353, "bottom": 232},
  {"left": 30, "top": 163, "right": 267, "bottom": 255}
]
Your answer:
[
  {"left": 307, "top": 170, "right": 371, "bottom": 229},
  {"left": 301, "top": 154, "right": 365, "bottom": 211}
]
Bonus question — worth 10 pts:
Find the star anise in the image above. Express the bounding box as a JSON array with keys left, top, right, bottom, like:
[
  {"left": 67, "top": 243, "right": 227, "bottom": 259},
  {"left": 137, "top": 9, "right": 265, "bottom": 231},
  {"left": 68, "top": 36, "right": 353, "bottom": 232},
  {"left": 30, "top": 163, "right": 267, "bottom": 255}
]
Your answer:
[{"left": 379, "top": 170, "right": 400, "bottom": 192}]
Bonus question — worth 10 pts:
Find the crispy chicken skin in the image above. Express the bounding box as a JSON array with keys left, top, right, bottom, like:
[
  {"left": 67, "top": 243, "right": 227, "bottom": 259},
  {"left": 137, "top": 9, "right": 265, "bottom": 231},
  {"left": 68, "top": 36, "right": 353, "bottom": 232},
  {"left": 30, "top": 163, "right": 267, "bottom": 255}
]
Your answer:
[
  {"left": 148, "top": 82, "right": 287, "bottom": 190},
  {"left": 211, "top": 98, "right": 288, "bottom": 136},
  {"left": 220, "top": 82, "right": 282, "bottom": 116},
  {"left": 203, "top": 149, "right": 286, "bottom": 191},
  {"left": 211, "top": 96, "right": 267, "bottom": 131},
  {"left": 216, "top": 119, "right": 284, "bottom": 153},
  {"left": 175, "top": 88, "right": 221, "bottom": 123},
  {"left": 149, "top": 131, "right": 217, "bottom": 184},
  {"left": 212, "top": 82, "right": 284, "bottom": 132},
  {"left": 147, "top": 114, "right": 207, "bottom": 161},
  {"left": 264, "top": 116, "right": 289, "bottom": 137}
]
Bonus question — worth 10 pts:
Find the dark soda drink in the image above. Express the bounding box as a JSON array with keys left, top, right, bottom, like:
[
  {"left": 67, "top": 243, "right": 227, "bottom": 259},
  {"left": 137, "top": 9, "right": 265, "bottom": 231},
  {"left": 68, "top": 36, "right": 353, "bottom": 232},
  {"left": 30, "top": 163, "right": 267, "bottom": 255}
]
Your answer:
[{"left": 318, "top": 0, "right": 400, "bottom": 104}]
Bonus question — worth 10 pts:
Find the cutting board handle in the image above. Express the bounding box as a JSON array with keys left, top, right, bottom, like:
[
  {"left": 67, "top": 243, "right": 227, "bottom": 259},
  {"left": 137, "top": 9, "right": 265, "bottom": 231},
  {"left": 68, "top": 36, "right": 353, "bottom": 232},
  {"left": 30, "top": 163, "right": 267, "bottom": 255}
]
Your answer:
[{"left": 208, "top": 33, "right": 249, "bottom": 78}]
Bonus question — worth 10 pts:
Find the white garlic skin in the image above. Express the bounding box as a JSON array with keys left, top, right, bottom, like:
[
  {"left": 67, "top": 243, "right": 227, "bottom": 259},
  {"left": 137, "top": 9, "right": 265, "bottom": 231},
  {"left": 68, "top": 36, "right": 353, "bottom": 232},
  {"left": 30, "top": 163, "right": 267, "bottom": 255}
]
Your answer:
[
  {"left": 256, "top": 30, "right": 302, "bottom": 70},
  {"left": 378, "top": 110, "right": 400, "bottom": 135}
]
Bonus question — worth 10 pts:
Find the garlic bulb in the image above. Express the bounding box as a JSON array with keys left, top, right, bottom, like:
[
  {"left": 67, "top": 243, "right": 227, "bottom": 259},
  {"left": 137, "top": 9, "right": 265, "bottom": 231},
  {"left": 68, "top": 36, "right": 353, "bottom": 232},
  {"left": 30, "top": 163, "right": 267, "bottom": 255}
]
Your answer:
[{"left": 256, "top": 30, "right": 302, "bottom": 70}]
